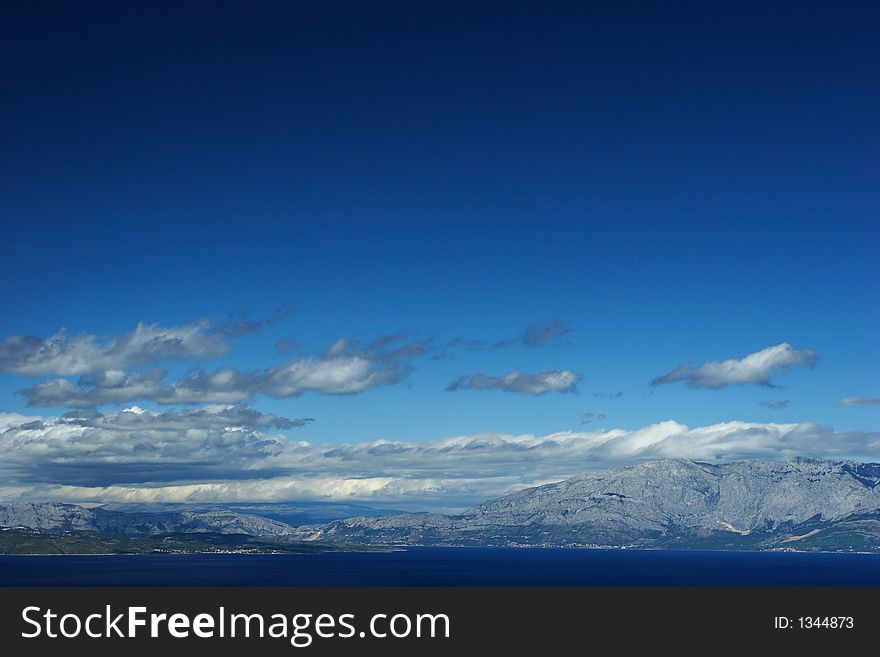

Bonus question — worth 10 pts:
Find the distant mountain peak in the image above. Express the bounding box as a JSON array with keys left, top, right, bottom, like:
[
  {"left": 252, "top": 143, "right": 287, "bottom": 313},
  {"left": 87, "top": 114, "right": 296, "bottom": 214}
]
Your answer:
[
  {"left": 0, "top": 503, "right": 298, "bottom": 539},
  {"left": 296, "top": 458, "right": 880, "bottom": 552}
]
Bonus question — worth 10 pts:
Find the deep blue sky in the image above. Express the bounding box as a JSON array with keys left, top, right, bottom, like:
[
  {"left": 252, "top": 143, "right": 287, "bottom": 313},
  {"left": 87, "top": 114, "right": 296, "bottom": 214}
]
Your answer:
[{"left": 1, "top": 1, "right": 877, "bottom": 443}]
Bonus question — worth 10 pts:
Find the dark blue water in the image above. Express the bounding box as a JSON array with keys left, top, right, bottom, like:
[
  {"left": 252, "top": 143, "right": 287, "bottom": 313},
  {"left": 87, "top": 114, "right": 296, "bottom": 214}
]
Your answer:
[{"left": 2, "top": 548, "right": 880, "bottom": 586}]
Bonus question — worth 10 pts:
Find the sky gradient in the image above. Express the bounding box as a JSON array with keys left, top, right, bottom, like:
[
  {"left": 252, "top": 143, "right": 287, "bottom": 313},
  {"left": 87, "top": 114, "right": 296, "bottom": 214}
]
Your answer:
[{"left": 1, "top": 2, "right": 877, "bottom": 507}]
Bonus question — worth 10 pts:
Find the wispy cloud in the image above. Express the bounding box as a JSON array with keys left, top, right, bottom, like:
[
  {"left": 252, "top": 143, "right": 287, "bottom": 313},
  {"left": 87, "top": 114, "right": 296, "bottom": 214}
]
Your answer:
[
  {"left": 274, "top": 339, "right": 299, "bottom": 354},
  {"left": 760, "top": 400, "right": 789, "bottom": 410},
  {"left": 446, "top": 337, "right": 486, "bottom": 350},
  {"left": 651, "top": 343, "right": 819, "bottom": 389},
  {"left": 0, "top": 321, "right": 227, "bottom": 377},
  {"left": 495, "top": 320, "right": 573, "bottom": 349},
  {"left": 581, "top": 412, "right": 607, "bottom": 424},
  {"left": 841, "top": 397, "right": 880, "bottom": 407},
  {"left": 447, "top": 370, "right": 581, "bottom": 395},
  {"left": 1, "top": 413, "right": 878, "bottom": 506},
  {"left": 442, "top": 321, "right": 574, "bottom": 358},
  {"left": 215, "top": 305, "right": 294, "bottom": 337},
  {"left": 19, "top": 335, "right": 432, "bottom": 407}
]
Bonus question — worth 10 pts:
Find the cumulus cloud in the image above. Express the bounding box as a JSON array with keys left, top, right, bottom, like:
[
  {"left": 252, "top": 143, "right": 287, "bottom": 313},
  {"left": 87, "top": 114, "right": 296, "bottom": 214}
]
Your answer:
[
  {"left": 447, "top": 370, "right": 581, "bottom": 395},
  {"left": 59, "top": 405, "right": 313, "bottom": 432},
  {"left": 760, "top": 400, "right": 790, "bottom": 410},
  {"left": 841, "top": 397, "right": 880, "bottom": 407},
  {"left": 0, "top": 409, "right": 292, "bottom": 488},
  {"left": 1, "top": 413, "right": 879, "bottom": 507},
  {"left": 20, "top": 335, "right": 431, "bottom": 407},
  {"left": 20, "top": 369, "right": 175, "bottom": 408},
  {"left": 0, "top": 321, "right": 228, "bottom": 377},
  {"left": 651, "top": 343, "right": 819, "bottom": 389}
]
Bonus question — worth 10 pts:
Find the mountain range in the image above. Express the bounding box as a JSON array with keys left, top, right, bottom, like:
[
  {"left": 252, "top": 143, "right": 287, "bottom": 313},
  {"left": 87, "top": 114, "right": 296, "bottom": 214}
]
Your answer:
[
  {"left": 4, "top": 459, "right": 880, "bottom": 552},
  {"left": 294, "top": 459, "right": 880, "bottom": 551},
  {"left": 0, "top": 503, "right": 297, "bottom": 539}
]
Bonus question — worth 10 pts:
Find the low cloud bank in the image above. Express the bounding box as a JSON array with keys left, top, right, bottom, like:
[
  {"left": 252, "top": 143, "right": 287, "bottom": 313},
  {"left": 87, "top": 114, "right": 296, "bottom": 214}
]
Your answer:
[{"left": 1, "top": 410, "right": 877, "bottom": 508}]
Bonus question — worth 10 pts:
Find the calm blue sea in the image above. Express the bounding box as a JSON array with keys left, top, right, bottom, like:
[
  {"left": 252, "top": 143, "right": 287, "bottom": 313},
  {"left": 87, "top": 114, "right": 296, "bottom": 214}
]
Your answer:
[{"left": 2, "top": 548, "right": 880, "bottom": 586}]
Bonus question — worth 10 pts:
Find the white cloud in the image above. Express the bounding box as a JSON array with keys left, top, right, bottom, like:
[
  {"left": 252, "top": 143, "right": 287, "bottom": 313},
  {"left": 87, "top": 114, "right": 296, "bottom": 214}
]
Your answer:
[
  {"left": 21, "top": 370, "right": 168, "bottom": 407},
  {"left": 0, "top": 321, "right": 227, "bottom": 377},
  {"left": 263, "top": 355, "right": 402, "bottom": 396},
  {"left": 841, "top": 397, "right": 880, "bottom": 407},
  {"left": 651, "top": 343, "right": 819, "bottom": 389},
  {"left": 59, "top": 404, "right": 312, "bottom": 431},
  {"left": 19, "top": 336, "right": 430, "bottom": 407},
  {"left": 2, "top": 411, "right": 877, "bottom": 508},
  {"left": 447, "top": 370, "right": 581, "bottom": 394}
]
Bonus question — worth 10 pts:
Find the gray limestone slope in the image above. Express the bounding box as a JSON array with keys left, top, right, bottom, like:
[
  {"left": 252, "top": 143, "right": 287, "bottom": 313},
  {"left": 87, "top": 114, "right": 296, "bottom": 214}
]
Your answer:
[
  {"left": 0, "top": 502, "right": 298, "bottom": 538},
  {"left": 300, "top": 459, "right": 880, "bottom": 547}
]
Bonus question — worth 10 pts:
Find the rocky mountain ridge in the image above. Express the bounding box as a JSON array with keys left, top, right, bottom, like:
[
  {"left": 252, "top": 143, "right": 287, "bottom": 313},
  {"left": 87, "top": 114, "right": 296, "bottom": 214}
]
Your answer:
[
  {"left": 294, "top": 459, "right": 880, "bottom": 550},
  {"left": 6, "top": 460, "right": 880, "bottom": 551},
  {"left": 0, "top": 502, "right": 297, "bottom": 538}
]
